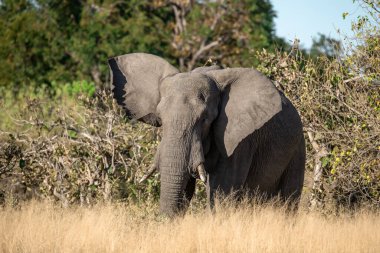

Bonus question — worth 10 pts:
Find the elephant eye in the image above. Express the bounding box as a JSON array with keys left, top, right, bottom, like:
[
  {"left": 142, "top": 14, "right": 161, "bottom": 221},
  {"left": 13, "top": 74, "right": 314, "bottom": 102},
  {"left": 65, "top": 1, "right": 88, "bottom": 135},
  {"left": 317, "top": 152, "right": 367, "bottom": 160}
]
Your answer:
[{"left": 198, "top": 93, "right": 206, "bottom": 102}]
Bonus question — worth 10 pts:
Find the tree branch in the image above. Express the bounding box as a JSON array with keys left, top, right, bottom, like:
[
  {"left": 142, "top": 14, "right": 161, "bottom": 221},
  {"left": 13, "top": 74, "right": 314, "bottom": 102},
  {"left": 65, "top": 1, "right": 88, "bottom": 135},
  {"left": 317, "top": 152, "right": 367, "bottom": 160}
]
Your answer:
[
  {"left": 187, "top": 40, "right": 220, "bottom": 70},
  {"left": 307, "top": 131, "right": 329, "bottom": 210}
]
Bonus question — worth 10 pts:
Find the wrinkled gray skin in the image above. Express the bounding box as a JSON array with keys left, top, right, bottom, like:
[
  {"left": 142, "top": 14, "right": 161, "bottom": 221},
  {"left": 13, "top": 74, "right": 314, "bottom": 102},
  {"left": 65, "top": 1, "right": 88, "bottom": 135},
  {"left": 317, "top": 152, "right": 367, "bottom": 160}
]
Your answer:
[{"left": 108, "top": 53, "right": 305, "bottom": 217}]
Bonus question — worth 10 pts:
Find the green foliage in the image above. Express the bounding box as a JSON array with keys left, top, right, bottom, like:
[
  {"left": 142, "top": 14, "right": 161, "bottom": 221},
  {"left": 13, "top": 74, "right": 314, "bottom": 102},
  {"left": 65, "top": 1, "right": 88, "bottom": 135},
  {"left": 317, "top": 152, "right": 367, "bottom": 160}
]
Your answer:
[
  {"left": 309, "top": 33, "right": 342, "bottom": 59},
  {"left": 55, "top": 80, "right": 96, "bottom": 98},
  {"left": 254, "top": 0, "right": 379, "bottom": 209},
  {"left": 154, "top": 0, "right": 282, "bottom": 70},
  {"left": 0, "top": 90, "right": 162, "bottom": 205},
  {"left": 0, "top": 0, "right": 170, "bottom": 89},
  {"left": 0, "top": 0, "right": 283, "bottom": 90},
  {"left": 256, "top": 40, "right": 379, "bottom": 209}
]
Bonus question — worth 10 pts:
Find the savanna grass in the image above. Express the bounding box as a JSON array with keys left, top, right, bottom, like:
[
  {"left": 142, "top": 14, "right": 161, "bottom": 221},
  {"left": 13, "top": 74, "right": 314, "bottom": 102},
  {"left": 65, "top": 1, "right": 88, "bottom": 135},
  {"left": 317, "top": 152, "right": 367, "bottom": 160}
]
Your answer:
[{"left": 0, "top": 200, "right": 379, "bottom": 253}]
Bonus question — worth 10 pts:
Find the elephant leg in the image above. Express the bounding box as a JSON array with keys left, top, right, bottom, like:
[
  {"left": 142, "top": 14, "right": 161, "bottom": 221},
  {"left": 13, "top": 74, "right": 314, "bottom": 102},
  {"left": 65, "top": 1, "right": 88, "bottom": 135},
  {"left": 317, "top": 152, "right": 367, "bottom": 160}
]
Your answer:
[
  {"left": 244, "top": 148, "right": 285, "bottom": 201},
  {"left": 207, "top": 136, "right": 257, "bottom": 207},
  {"left": 279, "top": 137, "right": 306, "bottom": 209}
]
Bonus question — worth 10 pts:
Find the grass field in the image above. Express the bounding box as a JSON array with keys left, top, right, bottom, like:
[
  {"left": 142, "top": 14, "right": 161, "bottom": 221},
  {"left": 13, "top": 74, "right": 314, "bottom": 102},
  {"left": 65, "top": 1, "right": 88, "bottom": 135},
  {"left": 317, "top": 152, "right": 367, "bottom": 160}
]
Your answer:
[{"left": 0, "top": 201, "right": 379, "bottom": 253}]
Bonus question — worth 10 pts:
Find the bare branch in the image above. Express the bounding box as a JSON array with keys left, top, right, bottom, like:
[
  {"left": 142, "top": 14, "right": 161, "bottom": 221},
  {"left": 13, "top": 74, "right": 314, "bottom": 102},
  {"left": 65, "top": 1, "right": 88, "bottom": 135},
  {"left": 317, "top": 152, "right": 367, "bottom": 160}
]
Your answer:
[
  {"left": 307, "top": 131, "right": 329, "bottom": 210},
  {"left": 187, "top": 40, "right": 220, "bottom": 70}
]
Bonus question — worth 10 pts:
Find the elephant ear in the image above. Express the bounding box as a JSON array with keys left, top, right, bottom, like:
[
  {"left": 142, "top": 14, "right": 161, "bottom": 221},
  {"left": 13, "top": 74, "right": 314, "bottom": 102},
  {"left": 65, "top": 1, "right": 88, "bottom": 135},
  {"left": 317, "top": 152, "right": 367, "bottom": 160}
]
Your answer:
[
  {"left": 207, "top": 68, "right": 282, "bottom": 157},
  {"left": 108, "top": 53, "right": 179, "bottom": 126}
]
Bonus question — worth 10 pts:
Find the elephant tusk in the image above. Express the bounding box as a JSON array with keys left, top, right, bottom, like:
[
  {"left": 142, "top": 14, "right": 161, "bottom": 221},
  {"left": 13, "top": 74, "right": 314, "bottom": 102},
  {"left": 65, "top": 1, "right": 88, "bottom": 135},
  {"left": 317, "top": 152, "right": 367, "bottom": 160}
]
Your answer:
[
  {"left": 138, "top": 166, "right": 157, "bottom": 184},
  {"left": 197, "top": 163, "right": 207, "bottom": 183}
]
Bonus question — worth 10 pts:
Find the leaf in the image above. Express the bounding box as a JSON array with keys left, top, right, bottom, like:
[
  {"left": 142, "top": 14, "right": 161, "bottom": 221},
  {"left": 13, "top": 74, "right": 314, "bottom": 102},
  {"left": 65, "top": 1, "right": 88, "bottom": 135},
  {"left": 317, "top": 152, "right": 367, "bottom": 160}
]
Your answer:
[
  {"left": 321, "top": 157, "right": 330, "bottom": 168},
  {"left": 19, "top": 159, "right": 26, "bottom": 169},
  {"left": 67, "top": 130, "right": 77, "bottom": 139}
]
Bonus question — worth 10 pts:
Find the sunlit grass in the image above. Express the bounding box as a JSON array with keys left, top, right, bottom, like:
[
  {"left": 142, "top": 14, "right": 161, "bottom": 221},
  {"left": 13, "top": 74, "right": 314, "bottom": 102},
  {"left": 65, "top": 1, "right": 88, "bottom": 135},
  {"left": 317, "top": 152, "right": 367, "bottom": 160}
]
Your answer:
[{"left": 0, "top": 200, "right": 379, "bottom": 253}]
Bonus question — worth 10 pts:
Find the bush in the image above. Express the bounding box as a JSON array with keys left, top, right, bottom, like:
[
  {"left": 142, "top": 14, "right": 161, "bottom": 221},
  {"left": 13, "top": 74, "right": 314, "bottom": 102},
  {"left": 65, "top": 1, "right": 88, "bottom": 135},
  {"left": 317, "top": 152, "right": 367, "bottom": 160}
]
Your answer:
[
  {"left": 1, "top": 44, "right": 378, "bottom": 209},
  {"left": 0, "top": 90, "right": 161, "bottom": 206},
  {"left": 256, "top": 47, "right": 379, "bottom": 209},
  {"left": 0, "top": 3, "right": 379, "bottom": 209}
]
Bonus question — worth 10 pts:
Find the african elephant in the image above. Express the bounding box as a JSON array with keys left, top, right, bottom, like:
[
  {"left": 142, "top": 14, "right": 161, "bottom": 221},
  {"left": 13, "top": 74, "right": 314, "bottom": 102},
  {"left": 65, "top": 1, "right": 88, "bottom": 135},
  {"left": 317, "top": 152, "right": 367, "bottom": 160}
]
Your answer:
[{"left": 108, "top": 53, "right": 305, "bottom": 216}]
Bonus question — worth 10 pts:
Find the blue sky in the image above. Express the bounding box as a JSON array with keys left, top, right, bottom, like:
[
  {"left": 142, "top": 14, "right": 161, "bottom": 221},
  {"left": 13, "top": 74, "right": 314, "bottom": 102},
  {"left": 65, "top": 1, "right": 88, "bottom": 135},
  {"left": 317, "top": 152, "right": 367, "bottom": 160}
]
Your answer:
[{"left": 271, "top": 0, "right": 368, "bottom": 49}]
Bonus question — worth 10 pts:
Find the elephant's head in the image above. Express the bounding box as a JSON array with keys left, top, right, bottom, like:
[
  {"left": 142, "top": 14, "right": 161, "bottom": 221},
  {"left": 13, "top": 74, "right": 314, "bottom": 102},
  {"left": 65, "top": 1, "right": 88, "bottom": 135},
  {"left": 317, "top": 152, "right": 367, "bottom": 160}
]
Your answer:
[{"left": 108, "top": 53, "right": 281, "bottom": 216}]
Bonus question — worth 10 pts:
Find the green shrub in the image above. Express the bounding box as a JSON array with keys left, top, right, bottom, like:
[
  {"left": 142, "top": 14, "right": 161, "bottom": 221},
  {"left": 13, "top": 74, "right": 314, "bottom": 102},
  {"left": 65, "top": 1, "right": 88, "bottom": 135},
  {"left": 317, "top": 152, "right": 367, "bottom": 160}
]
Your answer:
[
  {"left": 0, "top": 91, "right": 162, "bottom": 206},
  {"left": 256, "top": 44, "right": 379, "bottom": 209},
  {"left": 52, "top": 80, "right": 96, "bottom": 98}
]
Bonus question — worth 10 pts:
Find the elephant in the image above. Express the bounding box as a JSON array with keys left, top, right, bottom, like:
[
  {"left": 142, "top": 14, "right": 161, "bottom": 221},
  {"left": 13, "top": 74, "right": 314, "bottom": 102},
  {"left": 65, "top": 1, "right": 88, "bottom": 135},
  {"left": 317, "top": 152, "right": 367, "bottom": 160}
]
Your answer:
[{"left": 108, "top": 53, "right": 305, "bottom": 216}]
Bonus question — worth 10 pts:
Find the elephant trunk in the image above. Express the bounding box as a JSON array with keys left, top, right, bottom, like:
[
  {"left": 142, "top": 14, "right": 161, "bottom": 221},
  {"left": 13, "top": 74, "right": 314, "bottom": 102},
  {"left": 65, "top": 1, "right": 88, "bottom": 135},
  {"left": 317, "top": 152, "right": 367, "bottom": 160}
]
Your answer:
[
  {"left": 159, "top": 169, "right": 188, "bottom": 216},
  {"left": 158, "top": 135, "right": 192, "bottom": 217}
]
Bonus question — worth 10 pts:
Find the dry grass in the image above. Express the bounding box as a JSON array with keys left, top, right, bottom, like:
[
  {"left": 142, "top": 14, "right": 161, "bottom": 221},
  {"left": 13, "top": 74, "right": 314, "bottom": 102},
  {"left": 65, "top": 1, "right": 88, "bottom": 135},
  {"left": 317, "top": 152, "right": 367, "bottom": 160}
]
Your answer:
[{"left": 0, "top": 201, "right": 379, "bottom": 253}]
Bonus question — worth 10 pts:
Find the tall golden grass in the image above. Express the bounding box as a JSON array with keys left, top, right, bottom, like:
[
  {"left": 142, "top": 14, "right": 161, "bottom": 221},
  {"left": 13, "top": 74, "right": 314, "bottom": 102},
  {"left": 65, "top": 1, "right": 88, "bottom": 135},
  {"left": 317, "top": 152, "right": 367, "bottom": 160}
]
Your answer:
[{"left": 0, "top": 201, "right": 379, "bottom": 253}]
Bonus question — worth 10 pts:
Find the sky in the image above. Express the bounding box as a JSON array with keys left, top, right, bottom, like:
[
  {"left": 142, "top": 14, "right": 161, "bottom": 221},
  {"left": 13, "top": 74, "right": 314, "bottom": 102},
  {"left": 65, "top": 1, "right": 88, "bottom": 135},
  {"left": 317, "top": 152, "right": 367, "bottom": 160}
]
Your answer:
[{"left": 271, "top": 0, "right": 369, "bottom": 49}]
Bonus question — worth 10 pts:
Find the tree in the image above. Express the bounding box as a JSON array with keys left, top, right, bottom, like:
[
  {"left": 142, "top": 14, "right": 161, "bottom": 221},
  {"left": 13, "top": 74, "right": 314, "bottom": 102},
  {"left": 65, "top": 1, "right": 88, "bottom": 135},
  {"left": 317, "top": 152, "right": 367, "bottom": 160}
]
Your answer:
[
  {"left": 153, "top": 0, "right": 282, "bottom": 71},
  {"left": 309, "top": 33, "right": 341, "bottom": 59},
  {"left": 0, "top": 0, "right": 284, "bottom": 90},
  {"left": 0, "top": 0, "right": 62, "bottom": 89},
  {"left": 0, "top": 0, "right": 170, "bottom": 89}
]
